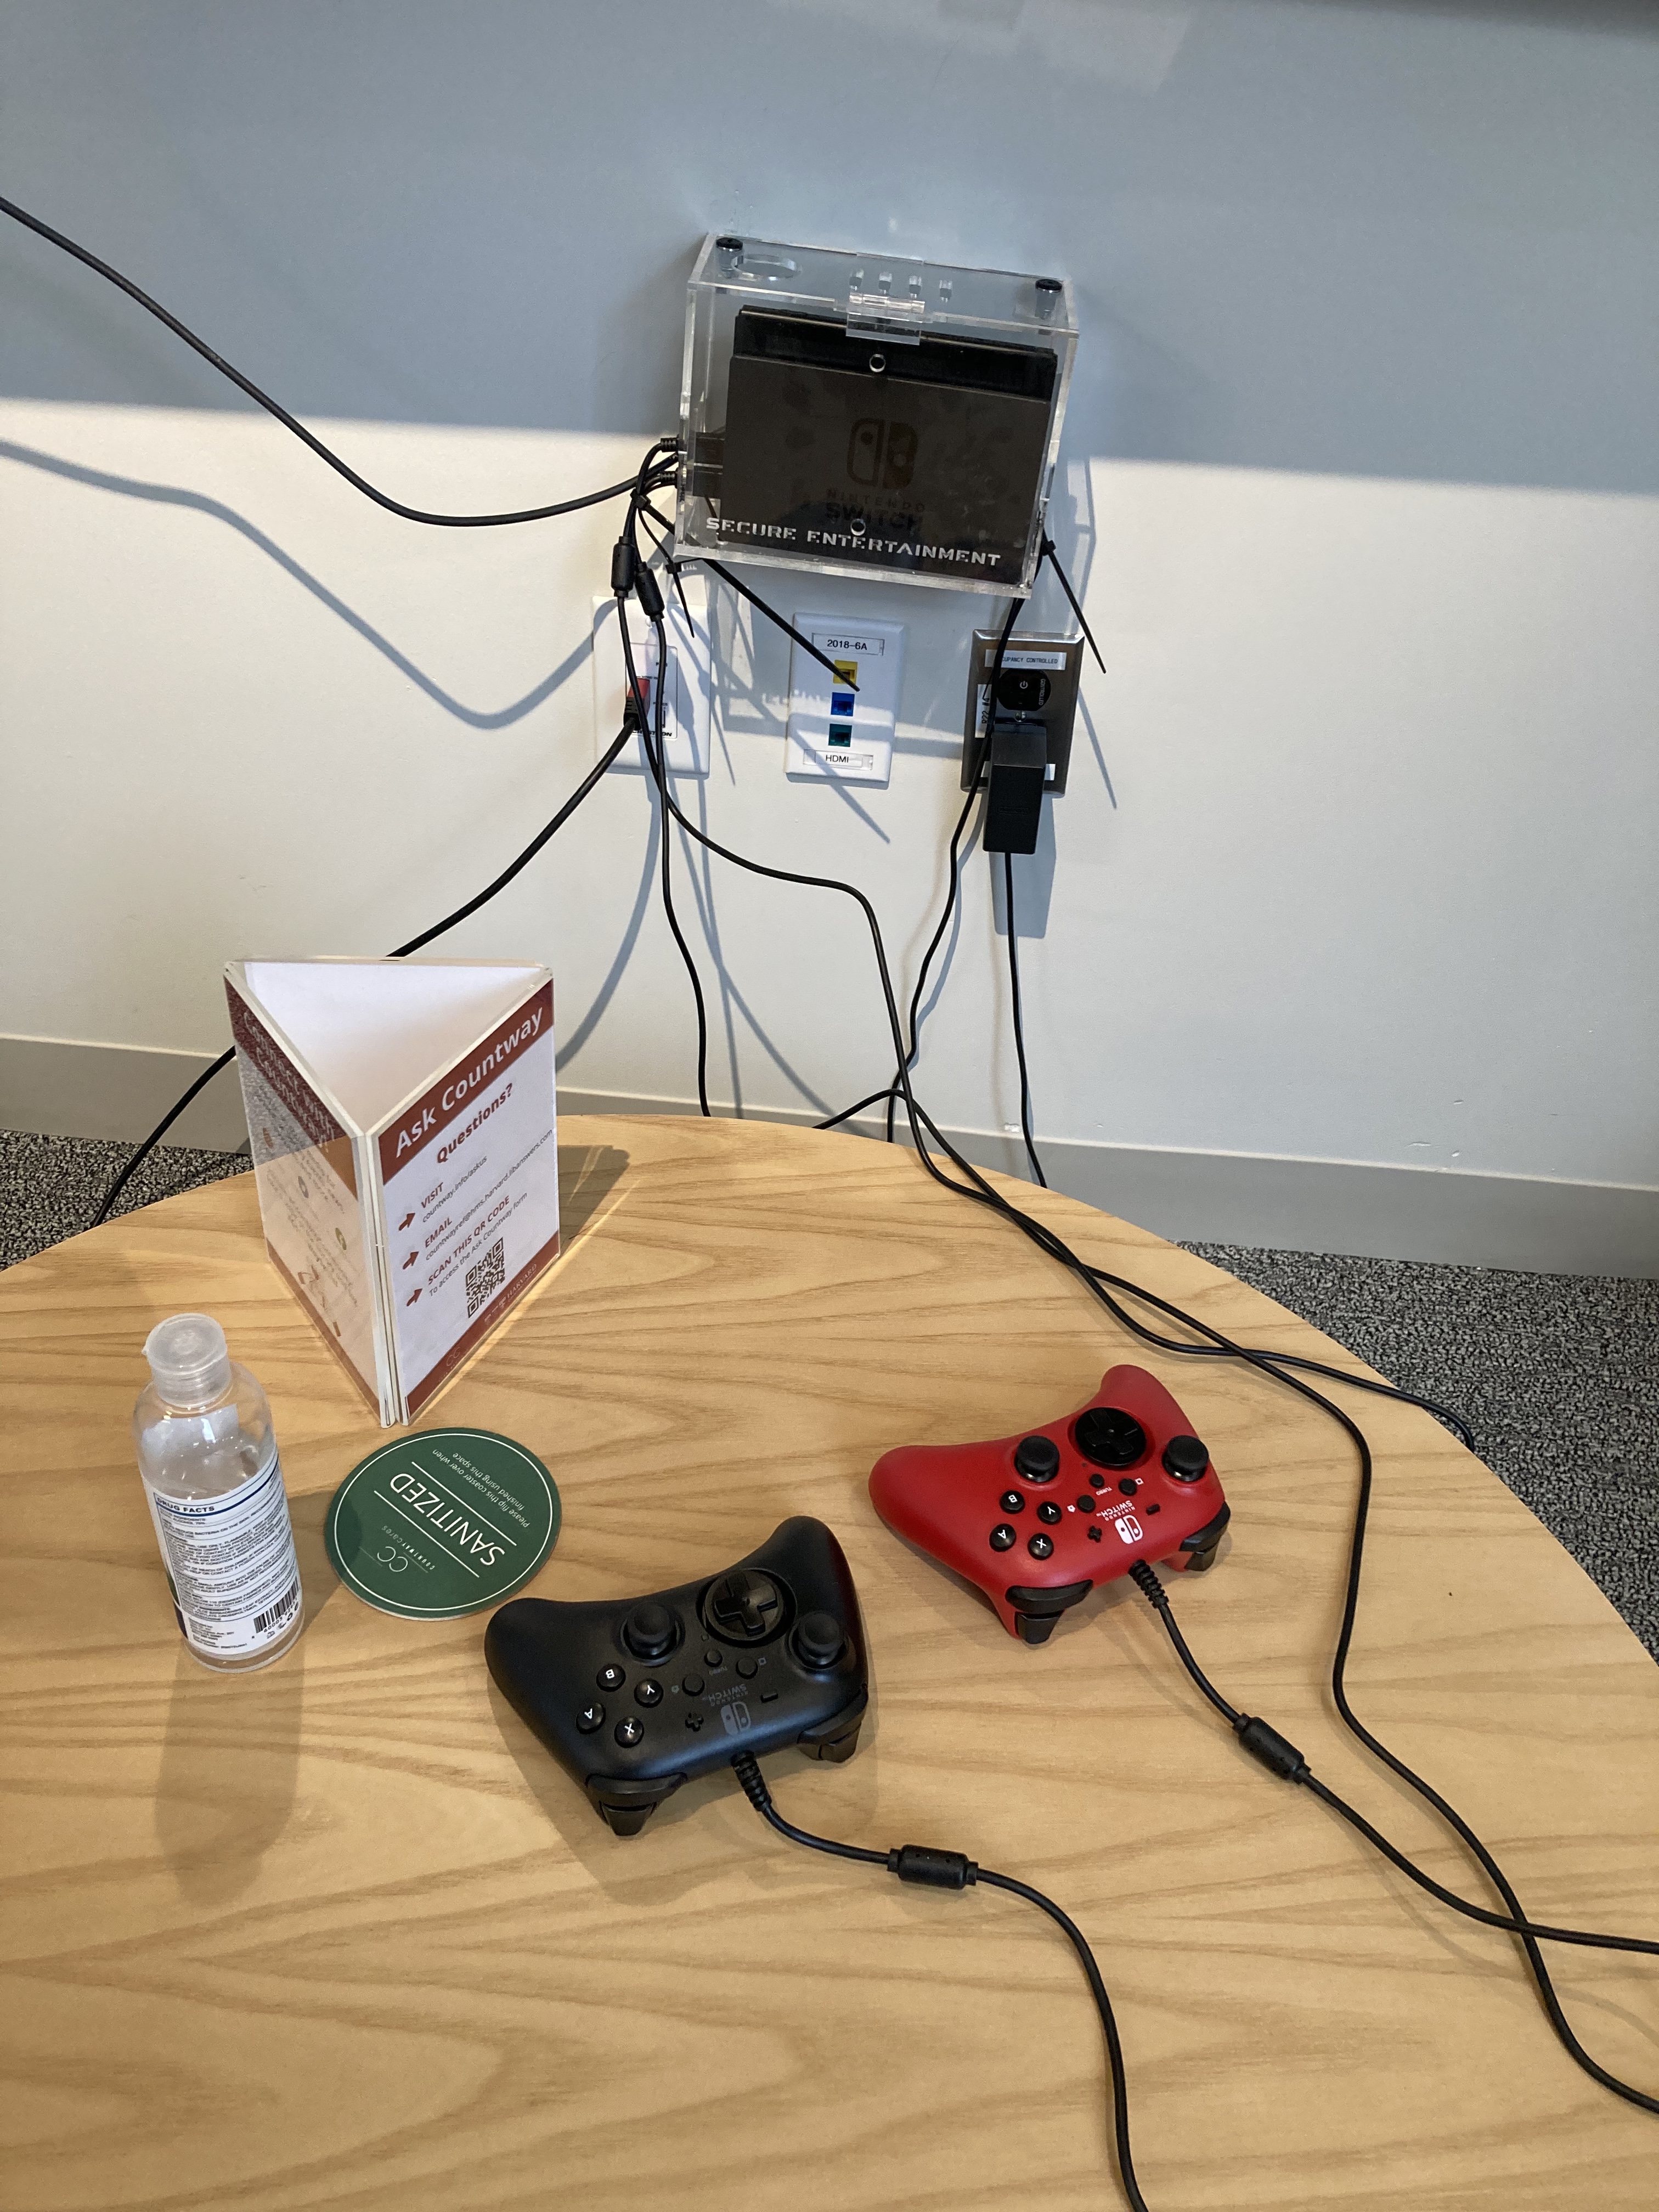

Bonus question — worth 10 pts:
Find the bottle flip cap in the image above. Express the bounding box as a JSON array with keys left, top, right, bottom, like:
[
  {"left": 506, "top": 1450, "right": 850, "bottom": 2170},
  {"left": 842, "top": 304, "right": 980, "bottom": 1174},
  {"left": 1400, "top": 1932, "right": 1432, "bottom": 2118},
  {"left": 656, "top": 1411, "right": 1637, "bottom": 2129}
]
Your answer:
[{"left": 144, "top": 1312, "right": 233, "bottom": 1407}]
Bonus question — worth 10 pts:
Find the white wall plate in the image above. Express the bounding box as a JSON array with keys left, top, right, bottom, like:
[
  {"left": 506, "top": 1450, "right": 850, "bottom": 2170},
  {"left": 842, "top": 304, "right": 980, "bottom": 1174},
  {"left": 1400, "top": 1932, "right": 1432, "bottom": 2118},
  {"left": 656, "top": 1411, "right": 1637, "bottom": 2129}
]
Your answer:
[
  {"left": 786, "top": 613, "right": 905, "bottom": 786},
  {"left": 591, "top": 573, "right": 710, "bottom": 776}
]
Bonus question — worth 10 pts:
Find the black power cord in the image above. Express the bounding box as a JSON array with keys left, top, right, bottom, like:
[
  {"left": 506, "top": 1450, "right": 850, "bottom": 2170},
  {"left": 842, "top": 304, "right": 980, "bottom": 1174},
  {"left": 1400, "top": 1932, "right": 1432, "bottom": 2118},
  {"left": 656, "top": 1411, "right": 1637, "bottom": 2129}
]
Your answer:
[
  {"left": 89, "top": 716, "right": 639, "bottom": 1227},
  {"left": 730, "top": 1751, "right": 1153, "bottom": 2212},
  {"left": 1127, "top": 1560, "right": 1659, "bottom": 2113},
  {"left": 1003, "top": 848, "right": 1047, "bottom": 1187}
]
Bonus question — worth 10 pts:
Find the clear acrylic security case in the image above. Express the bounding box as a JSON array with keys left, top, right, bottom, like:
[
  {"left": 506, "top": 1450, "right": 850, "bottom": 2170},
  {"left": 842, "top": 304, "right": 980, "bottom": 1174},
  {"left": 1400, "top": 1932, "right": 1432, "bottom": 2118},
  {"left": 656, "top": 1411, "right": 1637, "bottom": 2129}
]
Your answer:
[{"left": 676, "top": 234, "right": 1077, "bottom": 597}]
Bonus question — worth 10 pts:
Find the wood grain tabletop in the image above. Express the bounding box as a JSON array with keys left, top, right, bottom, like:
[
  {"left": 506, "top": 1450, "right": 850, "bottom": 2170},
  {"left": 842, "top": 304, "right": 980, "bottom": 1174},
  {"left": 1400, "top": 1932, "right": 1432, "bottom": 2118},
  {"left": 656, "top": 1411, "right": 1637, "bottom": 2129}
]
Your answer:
[{"left": 2, "top": 1113, "right": 1656, "bottom": 2212}]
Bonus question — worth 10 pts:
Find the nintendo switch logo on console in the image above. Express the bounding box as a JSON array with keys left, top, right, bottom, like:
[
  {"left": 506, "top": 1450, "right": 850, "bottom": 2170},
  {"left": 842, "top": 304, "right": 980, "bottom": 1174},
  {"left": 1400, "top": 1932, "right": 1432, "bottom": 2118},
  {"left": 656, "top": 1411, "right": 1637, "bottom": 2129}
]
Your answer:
[
  {"left": 848, "top": 417, "right": 917, "bottom": 488},
  {"left": 719, "top": 1702, "right": 753, "bottom": 1736}
]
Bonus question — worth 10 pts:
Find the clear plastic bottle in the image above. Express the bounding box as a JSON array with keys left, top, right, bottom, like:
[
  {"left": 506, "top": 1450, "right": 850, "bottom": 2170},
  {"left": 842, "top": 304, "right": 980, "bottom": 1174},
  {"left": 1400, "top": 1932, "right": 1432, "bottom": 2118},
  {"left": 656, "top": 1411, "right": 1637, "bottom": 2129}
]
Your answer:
[{"left": 133, "top": 1312, "right": 304, "bottom": 1672}]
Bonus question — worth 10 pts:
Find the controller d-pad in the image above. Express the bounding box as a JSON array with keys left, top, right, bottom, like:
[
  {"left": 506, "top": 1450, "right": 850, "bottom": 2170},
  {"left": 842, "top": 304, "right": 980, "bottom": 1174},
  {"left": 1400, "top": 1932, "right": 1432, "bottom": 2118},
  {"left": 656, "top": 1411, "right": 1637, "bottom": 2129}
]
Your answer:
[
  {"left": 1073, "top": 1407, "right": 1148, "bottom": 1470},
  {"left": 702, "top": 1569, "right": 785, "bottom": 1644}
]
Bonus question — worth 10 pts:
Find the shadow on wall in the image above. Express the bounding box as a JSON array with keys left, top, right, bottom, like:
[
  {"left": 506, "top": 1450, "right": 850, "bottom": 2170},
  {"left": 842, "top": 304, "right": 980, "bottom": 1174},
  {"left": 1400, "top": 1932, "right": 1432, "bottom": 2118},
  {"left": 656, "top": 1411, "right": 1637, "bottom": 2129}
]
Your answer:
[{"left": 1, "top": 0, "right": 1656, "bottom": 495}]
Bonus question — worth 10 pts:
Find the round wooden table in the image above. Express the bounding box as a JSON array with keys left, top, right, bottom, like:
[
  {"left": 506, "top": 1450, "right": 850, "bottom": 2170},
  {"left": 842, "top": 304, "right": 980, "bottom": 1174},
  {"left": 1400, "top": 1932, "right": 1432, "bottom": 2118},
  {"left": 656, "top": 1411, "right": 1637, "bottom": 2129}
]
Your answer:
[{"left": 3, "top": 1114, "right": 1655, "bottom": 2210}]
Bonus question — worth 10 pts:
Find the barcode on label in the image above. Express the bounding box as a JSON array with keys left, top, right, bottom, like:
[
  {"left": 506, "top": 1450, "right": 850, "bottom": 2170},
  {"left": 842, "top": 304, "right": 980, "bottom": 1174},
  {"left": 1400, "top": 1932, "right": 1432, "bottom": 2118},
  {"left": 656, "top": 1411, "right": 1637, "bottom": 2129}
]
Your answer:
[
  {"left": 466, "top": 1236, "right": 506, "bottom": 1319},
  {"left": 254, "top": 1577, "right": 301, "bottom": 1637}
]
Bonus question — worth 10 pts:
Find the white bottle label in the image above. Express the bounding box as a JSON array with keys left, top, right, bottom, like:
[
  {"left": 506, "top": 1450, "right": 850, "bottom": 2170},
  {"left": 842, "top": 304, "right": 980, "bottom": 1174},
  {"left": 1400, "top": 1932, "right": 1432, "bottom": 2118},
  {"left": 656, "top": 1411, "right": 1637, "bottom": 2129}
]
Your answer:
[{"left": 145, "top": 1448, "right": 303, "bottom": 1658}]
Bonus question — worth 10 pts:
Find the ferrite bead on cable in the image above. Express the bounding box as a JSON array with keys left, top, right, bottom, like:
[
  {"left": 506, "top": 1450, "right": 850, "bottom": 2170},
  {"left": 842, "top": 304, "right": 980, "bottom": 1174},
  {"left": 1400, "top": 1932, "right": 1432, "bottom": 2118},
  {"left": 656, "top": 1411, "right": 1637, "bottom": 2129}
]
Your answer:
[
  {"left": 1235, "top": 1716, "right": 1309, "bottom": 1782},
  {"left": 634, "top": 563, "right": 665, "bottom": 621},
  {"left": 888, "top": 1844, "right": 978, "bottom": 1889}
]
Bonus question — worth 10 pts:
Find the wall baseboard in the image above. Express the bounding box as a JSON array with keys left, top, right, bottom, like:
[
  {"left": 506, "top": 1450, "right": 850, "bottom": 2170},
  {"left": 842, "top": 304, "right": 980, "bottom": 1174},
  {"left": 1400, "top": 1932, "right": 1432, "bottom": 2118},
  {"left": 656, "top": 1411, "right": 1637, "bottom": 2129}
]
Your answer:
[{"left": 4, "top": 1036, "right": 1653, "bottom": 1278}]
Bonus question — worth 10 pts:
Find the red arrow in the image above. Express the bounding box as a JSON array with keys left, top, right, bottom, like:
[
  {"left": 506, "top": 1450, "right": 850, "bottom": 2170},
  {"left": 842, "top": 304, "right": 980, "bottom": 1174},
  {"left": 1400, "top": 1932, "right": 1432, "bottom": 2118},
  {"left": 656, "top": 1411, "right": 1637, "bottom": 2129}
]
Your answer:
[
  {"left": 402, "top": 1251, "right": 418, "bottom": 1270},
  {"left": 405, "top": 1288, "right": 421, "bottom": 1307},
  {"left": 398, "top": 1212, "right": 415, "bottom": 1231}
]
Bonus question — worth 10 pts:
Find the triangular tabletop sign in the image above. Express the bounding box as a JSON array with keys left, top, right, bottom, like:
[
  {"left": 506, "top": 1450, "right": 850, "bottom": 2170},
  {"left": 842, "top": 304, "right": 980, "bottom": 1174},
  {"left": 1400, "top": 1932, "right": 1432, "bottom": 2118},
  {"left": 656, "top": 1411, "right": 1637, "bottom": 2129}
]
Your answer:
[{"left": 224, "top": 957, "right": 559, "bottom": 1424}]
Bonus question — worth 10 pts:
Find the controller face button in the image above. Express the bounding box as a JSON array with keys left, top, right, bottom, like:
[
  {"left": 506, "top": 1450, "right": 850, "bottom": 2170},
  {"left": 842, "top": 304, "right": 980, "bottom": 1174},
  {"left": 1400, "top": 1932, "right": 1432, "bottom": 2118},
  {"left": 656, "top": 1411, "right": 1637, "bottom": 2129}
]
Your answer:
[
  {"left": 1076, "top": 1494, "right": 1095, "bottom": 1513},
  {"left": 999, "top": 1489, "right": 1025, "bottom": 1514},
  {"left": 635, "top": 1679, "right": 663, "bottom": 1707},
  {"left": 736, "top": 1655, "right": 759, "bottom": 1679},
  {"left": 1037, "top": 1502, "right": 1062, "bottom": 1525},
  {"left": 792, "top": 1610, "right": 845, "bottom": 1669},
  {"left": 1146, "top": 1502, "right": 1161, "bottom": 1515},
  {"left": 1118, "top": 1477, "right": 1139, "bottom": 1496},
  {"left": 703, "top": 1647, "right": 724, "bottom": 1669},
  {"left": 1073, "top": 1407, "right": 1148, "bottom": 1470},
  {"left": 1013, "top": 1435, "right": 1061, "bottom": 1482},
  {"left": 597, "top": 1664, "right": 625, "bottom": 1692},
  {"left": 578, "top": 1702, "right": 606, "bottom": 1732},
  {"left": 623, "top": 1601, "right": 679, "bottom": 1661},
  {"left": 704, "top": 1569, "right": 786, "bottom": 1644},
  {"left": 1086, "top": 1525, "right": 1103, "bottom": 1542},
  {"left": 682, "top": 1672, "right": 705, "bottom": 1696},
  {"left": 990, "top": 1524, "right": 1018, "bottom": 1551},
  {"left": 1088, "top": 1472, "right": 1106, "bottom": 1490},
  {"left": 614, "top": 1717, "right": 644, "bottom": 1747},
  {"left": 1163, "top": 1434, "right": 1210, "bottom": 1481},
  {"left": 1028, "top": 1533, "right": 1054, "bottom": 1560}
]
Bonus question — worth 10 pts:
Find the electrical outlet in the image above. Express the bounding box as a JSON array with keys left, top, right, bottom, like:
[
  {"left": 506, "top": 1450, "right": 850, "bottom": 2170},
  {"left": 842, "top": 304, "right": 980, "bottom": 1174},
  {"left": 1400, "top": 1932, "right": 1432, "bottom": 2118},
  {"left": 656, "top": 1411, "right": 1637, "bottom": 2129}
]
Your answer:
[
  {"left": 960, "top": 630, "right": 1084, "bottom": 798},
  {"left": 591, "top": 574, "right": 711, "bottom": 776},
  {"left": 786, "top": 613, "right": 905, "bottom": 786}
]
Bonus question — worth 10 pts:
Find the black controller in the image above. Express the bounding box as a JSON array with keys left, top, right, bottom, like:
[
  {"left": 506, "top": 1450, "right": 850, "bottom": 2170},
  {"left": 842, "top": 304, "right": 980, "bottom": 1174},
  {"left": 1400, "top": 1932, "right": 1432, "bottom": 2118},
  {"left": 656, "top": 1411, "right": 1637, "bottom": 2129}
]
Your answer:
[{"left": 485, "top": 1516, "right": 869, "bottom": 1835}]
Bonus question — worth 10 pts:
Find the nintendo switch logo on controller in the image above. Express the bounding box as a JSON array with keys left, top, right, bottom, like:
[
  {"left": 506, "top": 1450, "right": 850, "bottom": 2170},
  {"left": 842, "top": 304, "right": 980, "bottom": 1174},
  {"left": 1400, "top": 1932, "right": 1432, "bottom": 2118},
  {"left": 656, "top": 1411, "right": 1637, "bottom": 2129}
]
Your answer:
[{"left": 868, "top": 1365, "right": 1231, "bottom": 1644}]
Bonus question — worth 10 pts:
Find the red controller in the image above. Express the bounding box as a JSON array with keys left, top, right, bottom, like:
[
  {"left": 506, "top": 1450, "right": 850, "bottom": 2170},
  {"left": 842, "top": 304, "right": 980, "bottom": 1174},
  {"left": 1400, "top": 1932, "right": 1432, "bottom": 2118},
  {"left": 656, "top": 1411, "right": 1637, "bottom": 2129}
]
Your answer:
[{"left": 868, "top": 1365, "right": 1231, "bottom": 1644}]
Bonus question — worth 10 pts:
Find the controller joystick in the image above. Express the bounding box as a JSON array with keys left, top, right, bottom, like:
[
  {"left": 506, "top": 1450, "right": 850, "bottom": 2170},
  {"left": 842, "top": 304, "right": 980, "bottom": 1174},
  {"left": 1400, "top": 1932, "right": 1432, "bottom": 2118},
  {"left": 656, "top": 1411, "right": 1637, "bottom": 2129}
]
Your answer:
[
  {"left": 486, "top": 1518, "right": 867, "bottom": 1836},
  {"left": 623, "top": 1600, "right": 679, "bottom": 1660},
  {"left": 868, "top": 1366, "right": 1231, "bottom": 1643}
]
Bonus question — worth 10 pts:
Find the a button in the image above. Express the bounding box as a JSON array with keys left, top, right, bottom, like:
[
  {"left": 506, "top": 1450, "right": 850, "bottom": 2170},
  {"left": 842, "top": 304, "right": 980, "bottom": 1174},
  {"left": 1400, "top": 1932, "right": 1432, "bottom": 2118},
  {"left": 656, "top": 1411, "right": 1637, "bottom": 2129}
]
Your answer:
[
  {"left": 1118, "top": 1477, "right": 1139, "bottom": 1496},
  {"left": 703, "top": 1569, "right": 785, "bottom": 1644},
  {"left": 1028, "top": 1533, "right": 1054, "bottom": 1560},
  {"left": 1087, "top": 1524, "right": 1103, "bottom": 1542},
  {"left": 703, "top": 1648, "right": 724, "bottom": 1669},
  {"left": 578, "top": 1702, "right": 605, "bottom": 1732},
  {"left": 1163, "top": 1434, "right": 1210, "bottom": 1482},
  {"left": 1037, "top": 1501, "right": 1062, "bottom": 1525},
  {"left": 596, "top": 1663, "right": 625, "bottom": 1692},
  {"left": 635, "top": 1679, "right": 663, "bottom": 1707},
  {"left": 1013, "top": 1435, "right": 1061, "bottom": 1482},
  {"left": 736, "top": 1655, "right": 758, "bottom": 1679},
  {"left": 990, "top": 1523, "right": 1017, "bottom": 1551},
  {"left": 999, "top": 1489, "right": 1025, "bottom": 1514},
  {"left": 1076, "top": 1494, "right": 1096, "bottom": 1514},
  {"left": 685, "top": 1713, "right": 704, "bottom": 1731},
  {"left": 761, "top": 1690, "right": 780, "bottom": 1703},
  {"left": 1073, "top": 1407, "right": 1148, "bottom": 1470},
  {"left": 614, "top": 1716, "right": 644, "bottom": 1747},
  {"left": 622, "top": 1601, "right": 678, "bottom": 1661},
  {"left": 1146, "top": 1502, "right": 1161, "bottom": 1515},
  {"left": 1088, "top": 1472, "right": 1106, "bottom": 1490},
  {"left": 682, "top": 1673, "right": 705, "bottom": 1696}
]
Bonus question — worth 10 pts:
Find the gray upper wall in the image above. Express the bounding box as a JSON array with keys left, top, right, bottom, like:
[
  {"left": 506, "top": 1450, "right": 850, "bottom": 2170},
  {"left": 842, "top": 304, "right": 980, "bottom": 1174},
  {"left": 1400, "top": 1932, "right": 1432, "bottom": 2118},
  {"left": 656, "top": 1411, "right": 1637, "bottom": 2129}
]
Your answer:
[{"left": 2, "top": 0, "right": 1657, "bottom": 494}]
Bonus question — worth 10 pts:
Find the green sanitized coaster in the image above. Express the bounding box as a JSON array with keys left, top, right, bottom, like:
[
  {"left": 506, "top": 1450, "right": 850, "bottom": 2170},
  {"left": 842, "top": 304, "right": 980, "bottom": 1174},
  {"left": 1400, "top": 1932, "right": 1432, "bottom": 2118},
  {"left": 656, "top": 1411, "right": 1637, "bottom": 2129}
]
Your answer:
[{"left": 325, "top": 1427, "right": 559, "bottom": 1620}]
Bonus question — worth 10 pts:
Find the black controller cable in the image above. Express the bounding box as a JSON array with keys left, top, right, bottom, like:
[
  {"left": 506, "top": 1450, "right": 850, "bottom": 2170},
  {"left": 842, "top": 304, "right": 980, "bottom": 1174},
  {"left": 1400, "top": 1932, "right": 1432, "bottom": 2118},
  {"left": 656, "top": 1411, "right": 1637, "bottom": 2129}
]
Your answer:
[
  {"left": 0, "top": 189, "right": 662, "bottom": 528},
  {"left": 89, "top": 711, "right": 641, "bottom": 1226},
  {"left": 730, "top": 1750, "right": 1154, "bottom": 2212},
  {"left": 1127, "top": 1560, "right": 1659, "bottom": 2112},
  {"left": 591, "top": 672, "right": 1655, "bottom": 2114}
]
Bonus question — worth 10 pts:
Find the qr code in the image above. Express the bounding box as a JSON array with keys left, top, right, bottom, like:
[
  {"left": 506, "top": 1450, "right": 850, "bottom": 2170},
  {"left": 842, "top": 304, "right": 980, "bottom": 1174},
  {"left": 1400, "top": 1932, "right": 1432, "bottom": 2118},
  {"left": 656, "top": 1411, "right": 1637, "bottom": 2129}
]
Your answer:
[{"left": 465, "top": 1237, "right": 506, "bottom": 1319}]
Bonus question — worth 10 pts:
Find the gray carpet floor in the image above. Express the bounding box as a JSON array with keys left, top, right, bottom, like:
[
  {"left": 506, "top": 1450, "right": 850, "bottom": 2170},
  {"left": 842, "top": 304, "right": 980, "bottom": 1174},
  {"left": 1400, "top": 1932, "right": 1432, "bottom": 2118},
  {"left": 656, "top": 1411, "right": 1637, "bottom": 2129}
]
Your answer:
[{"left": 5, "top": 1129, "right": 1654, "bottom": 1661}]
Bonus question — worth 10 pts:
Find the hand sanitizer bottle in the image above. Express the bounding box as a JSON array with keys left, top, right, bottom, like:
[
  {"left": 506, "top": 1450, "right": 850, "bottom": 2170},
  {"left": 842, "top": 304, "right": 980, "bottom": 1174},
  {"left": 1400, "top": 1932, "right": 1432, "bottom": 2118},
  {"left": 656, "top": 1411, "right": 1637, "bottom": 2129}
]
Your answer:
[{"left": 133, "top": 1313, "right": 303, "bottom": 1671}]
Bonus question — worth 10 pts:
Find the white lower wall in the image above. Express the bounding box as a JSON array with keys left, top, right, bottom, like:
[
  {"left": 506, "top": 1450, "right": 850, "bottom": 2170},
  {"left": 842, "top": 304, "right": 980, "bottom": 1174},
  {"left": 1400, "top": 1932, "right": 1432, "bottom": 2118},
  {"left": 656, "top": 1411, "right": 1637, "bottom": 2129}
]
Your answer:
[{"left": 3, "top": 398, "right": 1657, "bottom": 1208}]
